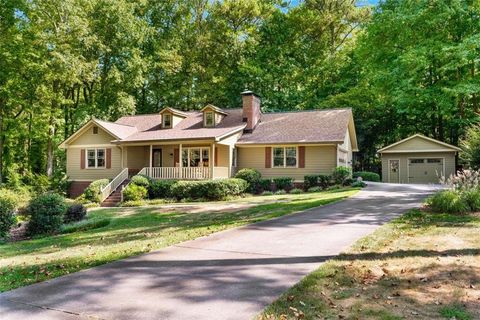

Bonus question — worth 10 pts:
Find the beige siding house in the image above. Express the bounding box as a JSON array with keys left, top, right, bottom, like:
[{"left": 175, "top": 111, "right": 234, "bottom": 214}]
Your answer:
[
  {"left": 378, "top": 134, "right": 460, "bottom": 184},
  {"left": 61, "top": 91, "right": 358, "bottom": 198}
]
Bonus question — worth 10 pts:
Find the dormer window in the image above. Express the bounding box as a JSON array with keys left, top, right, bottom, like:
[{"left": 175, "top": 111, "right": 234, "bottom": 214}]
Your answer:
[
  {"left": 205, "top": 111, "right": 214, "bottom": 127},
  {"left": 163, "top": 113, "right": 172, "bottom": 128},
  {"left": 93, "top": 126, "right": 98, "bottom": 134}
]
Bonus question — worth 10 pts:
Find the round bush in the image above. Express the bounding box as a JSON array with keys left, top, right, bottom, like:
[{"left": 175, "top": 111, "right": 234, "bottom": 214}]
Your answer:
[
  {"left": 84, "top": 179, "right": 109, "bottom": 203},
  {"left": 64, "top": 204, "right": 87, "bottom": 223},
  {"left": 275, "top": 189, "right": 287, "bottom": 195},
  {"left": 123, "top": 184, "right": 148, "bottom": 202},
  {"left": 332, "top": 166, "right": 352, "bottom": 185},
  {"left": 170, "top": 179, "right": 248, "bottom": 201},
  {"left": 0, "top": 189, "right": 19, "bottom": 239},
  {"left": 131, "top": 175, "right": 151, "bottom": 187},
  {"left": 149, "top": 180, "right": 176, "bottom": 199},
  {"left": 351, "top": 181, "right": 366, "bottom": 188},
  {"left": 261, "top": 191, "right": 273, "bottom": 196},
  {"left": 235, "top": 168, "right": 261, "bottom": 193},
  {"left": 427, "top": 190, "right": 468, "bottom": 214},
  {"left": 27, "top": 193, "right": 67, "bottom": 236},
  {"left": 353, "top": 171, "right": 380, "bottom": 182}
]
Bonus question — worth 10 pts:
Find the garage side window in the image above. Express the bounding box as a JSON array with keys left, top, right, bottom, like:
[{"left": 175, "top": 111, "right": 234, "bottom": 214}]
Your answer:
[{"left": 410, "top": 159, "right": 424, "bottom": 164}]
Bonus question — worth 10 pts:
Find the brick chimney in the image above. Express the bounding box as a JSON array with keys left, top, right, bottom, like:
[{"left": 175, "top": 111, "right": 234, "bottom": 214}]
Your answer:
[{"left": 241, "top": 90, "right": 261, "bottom": 133}]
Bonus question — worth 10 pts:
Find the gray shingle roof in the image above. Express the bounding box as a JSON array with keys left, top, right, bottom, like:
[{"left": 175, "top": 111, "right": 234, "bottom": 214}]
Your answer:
[{"left": 237, "top": 109, "right": 352, "bottom": 144}]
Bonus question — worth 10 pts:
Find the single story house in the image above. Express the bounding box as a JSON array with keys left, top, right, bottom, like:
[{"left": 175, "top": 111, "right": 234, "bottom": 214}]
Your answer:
[
  {"left": 61, "top": 91, "right": 358, "bottom": 199},
  {"left": 378, "top": 134, "right": 461, "bottom": 184}
]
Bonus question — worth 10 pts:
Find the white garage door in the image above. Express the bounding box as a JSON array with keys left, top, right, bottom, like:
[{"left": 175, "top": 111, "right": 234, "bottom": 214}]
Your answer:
[{"left": 408, "top": 158, "right": 444, "bottom": 184}]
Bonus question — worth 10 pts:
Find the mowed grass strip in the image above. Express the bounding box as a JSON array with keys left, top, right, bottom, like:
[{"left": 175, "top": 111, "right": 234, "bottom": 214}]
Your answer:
[
  {"left": 0, "top": 188, "right": 357, "bottom": 292},
  {"left": 260, "top": 209, "right": 480, "bottom": 320}
]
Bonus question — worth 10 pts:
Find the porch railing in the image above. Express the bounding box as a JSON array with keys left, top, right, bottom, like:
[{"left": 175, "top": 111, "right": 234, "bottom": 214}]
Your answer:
[
  {"left": 100, "top": 168, "right": 129, "bottom": 203},
  {"left": 139, "top": 167, "right": 229, "bottom": 180}
]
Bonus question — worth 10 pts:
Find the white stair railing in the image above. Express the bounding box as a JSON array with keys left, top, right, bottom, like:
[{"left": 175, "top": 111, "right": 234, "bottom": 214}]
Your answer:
[{"left": 100, "top": 168, "right": 129, "bottom": 203}]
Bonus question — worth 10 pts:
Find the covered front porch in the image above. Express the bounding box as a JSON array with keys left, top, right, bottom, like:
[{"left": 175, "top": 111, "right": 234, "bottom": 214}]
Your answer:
[{"left": 121, "top": 140, "right": 233, "bottom": 180}]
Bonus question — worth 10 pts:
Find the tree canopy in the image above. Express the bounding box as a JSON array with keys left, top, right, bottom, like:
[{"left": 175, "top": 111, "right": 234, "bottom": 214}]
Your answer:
[{"left": 0, "top": 0, "right": 479, "bottom": 187}]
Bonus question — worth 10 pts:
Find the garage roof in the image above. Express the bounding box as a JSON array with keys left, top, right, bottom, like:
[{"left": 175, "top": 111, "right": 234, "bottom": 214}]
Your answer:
[{"left": 378, "top": 134, "right": 461, "bottom": 153}]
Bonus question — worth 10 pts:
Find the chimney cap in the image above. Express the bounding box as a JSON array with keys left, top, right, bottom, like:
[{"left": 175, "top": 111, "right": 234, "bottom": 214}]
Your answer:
[{"left": 241, "top": 90, "right": 261, "bottom": 98}]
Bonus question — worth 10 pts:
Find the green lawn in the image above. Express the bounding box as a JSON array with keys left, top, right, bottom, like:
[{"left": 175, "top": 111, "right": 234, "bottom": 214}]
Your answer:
[
  {"left": 260, "top": 210, "right": 480, "bottom": 320},
  {"left": 0, "top": 188, "right": 358, "bottom": 292}
]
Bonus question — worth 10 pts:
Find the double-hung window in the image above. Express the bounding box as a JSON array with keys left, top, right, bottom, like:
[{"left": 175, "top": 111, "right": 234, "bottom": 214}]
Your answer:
[
  {"left": 163, "top": 113, "right": 172, "bottom": 128},
  {"left": 87, "top": 148, "right": 106, "bottom": 169},
  {"left": 272, "top": 146, "right": 297, "bottom": 168}
]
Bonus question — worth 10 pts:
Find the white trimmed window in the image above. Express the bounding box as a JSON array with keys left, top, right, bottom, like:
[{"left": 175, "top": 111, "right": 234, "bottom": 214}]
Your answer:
[
  {"left": 87, "top": 148, "right": 106, "bottom": 169},
  {"left": 181, "top": 147, "right": 210, "bottom": 167},
  {"left": 272, "top": 146, "right": 297, "bottom": 168},
  {"left": 205, "top": 111, "right": 214, "bottom": 127},
  {"left": 163, "top": 113, "right": 172, "bottom": 128}
]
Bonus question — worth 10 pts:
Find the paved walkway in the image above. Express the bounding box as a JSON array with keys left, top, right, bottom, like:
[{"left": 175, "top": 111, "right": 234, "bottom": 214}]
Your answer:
[{"left": 0, "top": 182, "right": 436, "bottom": 320}]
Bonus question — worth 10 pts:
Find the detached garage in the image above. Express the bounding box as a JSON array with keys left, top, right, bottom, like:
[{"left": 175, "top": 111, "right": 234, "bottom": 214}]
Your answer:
[{"left": 378, "top": 134, "right": 461, "bottom": 184}]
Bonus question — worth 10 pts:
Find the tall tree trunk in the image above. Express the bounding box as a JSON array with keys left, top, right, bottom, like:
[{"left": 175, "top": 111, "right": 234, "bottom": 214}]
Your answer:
[{"left": 47, "top": 81, "right": 59, "bottom": 177}]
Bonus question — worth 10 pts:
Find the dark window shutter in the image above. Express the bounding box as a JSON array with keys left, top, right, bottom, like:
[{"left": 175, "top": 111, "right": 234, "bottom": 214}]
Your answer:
[
  {"left": 174, "top": 149, "right": 179, "bottom": 166},
  {"left": 265, "top": 147, "right": 271, "bottom": 168},
  {"left": 80, "top": 149, "right": 85, "bottom": 169},
  {"left": 215, "top": 147, "right": 218, "bottom": 166},
  {"left": 106, "top": 148, "right": 112, "bottom": 169},
  {"left": 299, "top": 146, "right": 305, "bottom": 168}
]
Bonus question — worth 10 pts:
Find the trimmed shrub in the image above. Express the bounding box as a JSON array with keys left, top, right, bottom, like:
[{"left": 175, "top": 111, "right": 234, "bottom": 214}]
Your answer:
[
  {"left": 261, "top": 191, "right": 274, "bottom": 196},
  {"left": 351, "top": 181, "right": 366, "bottom": 188},
  {"left": 84, "top": 179, "right": 109, "bottom": 203},
  {"left": 27, "top": 193, "right": 67, "bottom": 236},
  {"left": 0, "top": 189, "right": 18, "bottom": 239},
  {"left": 289, "top": 188, "right": 303, "bottom": 194},
  {"left": 332, "top": 166, "right": 352, "bottom": 185},
  {"left": 308, "top": 186, "right": 322, "bottom": 193},
  {"left": 304, "top": 175, "right": 319, "bottom": 190},
  {"left": 427, "top": 190, "right": 468, "bottom": 214},
  {"left": 234, "top": 168, "right": 261, "bottom": 193},
  {"left": 353, "top": 171, "right": 380, "bottom": 182},
  {"left": 149, "top": 180, "right": 176, "bottom": 199},
  {"left": 258, "top": 178, "right": 272, "bottom": 192},
  {"left": 170, "top": 179, "right": 248, "bottom": 201},
  {"left": 131, "top": 175, "right": 151, "bottom": 187},
  {"left": 318, "top": 175, "right": 332, "bottom": 189},
  {"left": 327, "top": 185, "right": 342, "bottom": 191},
  {"left": 123, "top": 184, "right": 148, "bottom": 202},
  {"left": 275, "top": 189, "right": 287, "bottom": 195},
  {"left": 461, "top": 189, "right": 480, "bottom": 212},
  {"left": 273, "top": 177, "right": 294, "bottom": 191},
  {"left": 64, "top": 204, "right": 87, "bottom": 223}
]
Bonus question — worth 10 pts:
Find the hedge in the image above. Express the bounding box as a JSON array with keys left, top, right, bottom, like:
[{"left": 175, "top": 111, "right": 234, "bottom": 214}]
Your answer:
[
  {"left": 332, "top": 166, "right": 352, "bottom": 185},
  {"left": 304, "top": 174, "right": 331, "bottom": 190},
  {"left": 273, "top": 177, "right": 294, "bottom": 191},
  {"left": 123, "top": 184, "right": 148, "bottom": 202},
  {"left": 148, "top": 180, "right": 177, "bottom": 199},
  {"left": 353, "top": 171, "right": 380, "bottom": 182},
  {"left": 170, "top": 178, "right": 248, "bottom": 201}
]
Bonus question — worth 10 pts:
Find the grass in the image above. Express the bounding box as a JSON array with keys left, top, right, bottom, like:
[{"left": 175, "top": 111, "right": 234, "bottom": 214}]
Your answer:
[
  {"left": 260, "top": 209, "right": 480, "bottom": 320},
  {"left": 0, "top": 188, "right": 358, "bottom": 292}
]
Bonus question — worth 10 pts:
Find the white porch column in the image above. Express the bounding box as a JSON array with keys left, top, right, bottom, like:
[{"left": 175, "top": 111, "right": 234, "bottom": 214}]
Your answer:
[
  {"left": 227, "top": 145, "right": 232, "bottom": 177},
  {"left": 149, "top": 145, "right": 153, "bottom": 177},
  {"left": 211, "top": 143, "right": 215, "bottom": 179},
  {"left": 179, "top": 143, "right": 183, "bottom": 179}
]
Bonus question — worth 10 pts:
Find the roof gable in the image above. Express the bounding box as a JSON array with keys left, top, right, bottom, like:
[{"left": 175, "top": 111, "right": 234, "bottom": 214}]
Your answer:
[
  {"left": 59, "top": 118, "right": 137, "bottom": 147},
  {"left": 378, "top": 134, "right": 461, "bottom": 153},
  {"left": 159, "top": 107, "right": 188, "bottom": 118}
]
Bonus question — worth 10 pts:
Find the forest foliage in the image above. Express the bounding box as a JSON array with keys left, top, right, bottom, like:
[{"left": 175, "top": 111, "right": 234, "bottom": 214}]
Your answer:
[{"left": 1, "top": 0, "right": 480, "bottom": 188}]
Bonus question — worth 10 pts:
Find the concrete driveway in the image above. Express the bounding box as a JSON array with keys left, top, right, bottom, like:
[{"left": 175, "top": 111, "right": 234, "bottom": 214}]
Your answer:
[{"left": 0, "top": 182, "right": 436, "bottom": 320}]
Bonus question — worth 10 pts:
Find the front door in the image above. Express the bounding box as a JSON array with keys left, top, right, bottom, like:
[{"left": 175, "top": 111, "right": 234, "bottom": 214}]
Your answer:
[
  {"left": 152, "top": 149, "right": 162, "bottom": 167},
  {"left": 389, "top": 159, "right": 400, "bottom": 183}
]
